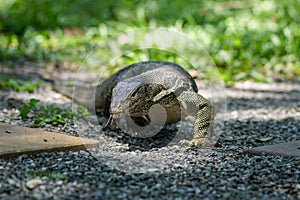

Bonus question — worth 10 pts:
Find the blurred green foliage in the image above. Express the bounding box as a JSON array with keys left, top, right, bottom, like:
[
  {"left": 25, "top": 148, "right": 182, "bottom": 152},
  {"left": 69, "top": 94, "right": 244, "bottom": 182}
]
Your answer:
[
  {"left": 0, "top": 0, "right": 299, "bottom": 83},
  {"left": 0, "top": 73, "right": 40, "bottom": 92}
]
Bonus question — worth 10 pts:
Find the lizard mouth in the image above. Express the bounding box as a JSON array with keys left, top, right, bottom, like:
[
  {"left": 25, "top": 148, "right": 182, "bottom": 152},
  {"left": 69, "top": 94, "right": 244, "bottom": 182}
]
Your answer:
[
  {"left": 110, "top": 112, "right": 123, "bottom": 119},
  {"left": 110, "top": 111, "right": 146, "bottom": 118},
  {"left": 102, "top": 113, "right": 152, "bottom": 130},
  {"left": 102, "top": 113, "right": 125, "bottom": 130},
  {"left": 102, "top": 115, "right": 114, "bottom": 130}
]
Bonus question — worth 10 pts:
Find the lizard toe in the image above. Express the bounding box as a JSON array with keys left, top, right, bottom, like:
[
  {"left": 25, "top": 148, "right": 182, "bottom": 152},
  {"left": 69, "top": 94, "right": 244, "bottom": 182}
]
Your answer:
[
  {"left": 178, "top": 139, "right": 192, "bottom": 147},
  {"left": 179, "top": 138, "right": 212, "bottom": 147}
]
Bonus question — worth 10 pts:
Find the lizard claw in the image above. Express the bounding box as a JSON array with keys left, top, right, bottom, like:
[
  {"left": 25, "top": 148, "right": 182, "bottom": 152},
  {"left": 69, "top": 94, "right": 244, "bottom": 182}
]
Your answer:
[
  {"left": 178, "top": 139, "right": 193, "bottom": 147},
  {"left": 179, "top": 138, "right": 211, "bottom": 147}
]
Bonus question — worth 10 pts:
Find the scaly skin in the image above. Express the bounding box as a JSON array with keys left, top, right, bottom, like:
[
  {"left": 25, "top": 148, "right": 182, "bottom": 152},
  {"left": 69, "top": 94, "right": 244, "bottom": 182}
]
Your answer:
[{"left": 95, "top": 61, "right": 214, "bottom": 147}]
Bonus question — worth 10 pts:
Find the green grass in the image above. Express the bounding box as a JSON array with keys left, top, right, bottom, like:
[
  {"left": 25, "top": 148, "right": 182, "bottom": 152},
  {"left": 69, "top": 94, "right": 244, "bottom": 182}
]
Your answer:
[
  {"left": 20, "top": 98, "right": 89, "bottom": 128},
  {"left": 1, "top": 0, "right": 300, "bottom": 83}
]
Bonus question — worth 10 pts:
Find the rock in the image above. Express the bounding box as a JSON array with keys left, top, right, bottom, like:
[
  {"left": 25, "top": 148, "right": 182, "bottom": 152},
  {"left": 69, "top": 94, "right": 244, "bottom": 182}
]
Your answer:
[{"left": 26, "top": 178, "right": 43, "bottom": 190}]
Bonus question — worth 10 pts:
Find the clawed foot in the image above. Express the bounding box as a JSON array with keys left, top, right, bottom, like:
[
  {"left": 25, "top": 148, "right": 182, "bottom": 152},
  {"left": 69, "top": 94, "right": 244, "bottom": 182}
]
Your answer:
[{"left": 179, "top": 138, "right": 212, "bottom": 147}]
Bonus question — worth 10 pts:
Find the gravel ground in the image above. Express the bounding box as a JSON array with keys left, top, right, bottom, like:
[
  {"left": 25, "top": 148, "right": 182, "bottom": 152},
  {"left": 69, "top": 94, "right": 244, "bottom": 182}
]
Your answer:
[{"left": 0, "top": 70, "right": 300, "bottom": 199}]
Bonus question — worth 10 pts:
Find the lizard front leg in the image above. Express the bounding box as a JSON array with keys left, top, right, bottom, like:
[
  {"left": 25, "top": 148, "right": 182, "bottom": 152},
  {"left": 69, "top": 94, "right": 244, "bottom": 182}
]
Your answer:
[{"left": 177, "top": 91, "right": 214, "bottom": 147}]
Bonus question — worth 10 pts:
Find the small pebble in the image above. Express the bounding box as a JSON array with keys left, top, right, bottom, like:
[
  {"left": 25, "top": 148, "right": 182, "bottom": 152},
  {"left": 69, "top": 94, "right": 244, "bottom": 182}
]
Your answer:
[{"left": 26, "top": 178, "right": 44, "bottom": 190}]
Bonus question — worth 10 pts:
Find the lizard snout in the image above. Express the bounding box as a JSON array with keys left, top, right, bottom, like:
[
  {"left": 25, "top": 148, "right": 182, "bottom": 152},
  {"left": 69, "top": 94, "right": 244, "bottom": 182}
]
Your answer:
[{"left": 110, "top": 101, "right": 127, "bottom": 118}]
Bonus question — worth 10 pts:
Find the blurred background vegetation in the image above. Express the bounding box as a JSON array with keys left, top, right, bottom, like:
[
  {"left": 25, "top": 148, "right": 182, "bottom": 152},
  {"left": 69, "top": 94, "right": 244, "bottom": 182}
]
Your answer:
[{"left": 0, "top": 0, "right": 299, "bottom": 84}]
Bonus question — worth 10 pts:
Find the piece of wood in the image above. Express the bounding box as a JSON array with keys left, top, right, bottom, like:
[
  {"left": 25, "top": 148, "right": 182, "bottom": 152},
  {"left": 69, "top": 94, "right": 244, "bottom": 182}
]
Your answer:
[
  {"left": 0, "top": 122, "right": 99, "bottom": 158},
  {"left": 248, "top": 140, "right": 300, "bottom": 157}
]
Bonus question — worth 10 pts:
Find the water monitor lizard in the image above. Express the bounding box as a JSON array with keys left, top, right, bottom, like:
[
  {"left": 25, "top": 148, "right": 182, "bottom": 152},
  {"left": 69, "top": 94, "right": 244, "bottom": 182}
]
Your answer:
[{"left": 91, "top": 61, "right": 214, "bottom": 147}]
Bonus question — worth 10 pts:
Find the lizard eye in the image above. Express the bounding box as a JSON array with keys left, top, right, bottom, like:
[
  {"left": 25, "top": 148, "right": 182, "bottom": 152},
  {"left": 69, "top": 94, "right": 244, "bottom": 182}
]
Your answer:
[
  {"left": 131, "top": 86, "right": 145, "bottom": 97},
  {"left": 131, "top": 88, "right": 140, "bottom": 97}
]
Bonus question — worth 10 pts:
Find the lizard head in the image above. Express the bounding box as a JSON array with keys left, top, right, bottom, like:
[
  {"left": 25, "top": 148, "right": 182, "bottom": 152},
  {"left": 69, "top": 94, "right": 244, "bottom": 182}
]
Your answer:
[{"left": 110, "top": 78, "right": 166, "bottom": 119}]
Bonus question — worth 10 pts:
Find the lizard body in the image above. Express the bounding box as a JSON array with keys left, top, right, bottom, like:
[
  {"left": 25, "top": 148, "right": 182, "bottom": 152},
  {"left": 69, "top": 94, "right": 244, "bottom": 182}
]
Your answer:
[{"left": 95, "top": 61, "right": 214, "bottom": 147}]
